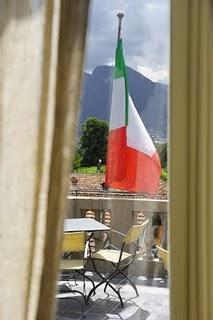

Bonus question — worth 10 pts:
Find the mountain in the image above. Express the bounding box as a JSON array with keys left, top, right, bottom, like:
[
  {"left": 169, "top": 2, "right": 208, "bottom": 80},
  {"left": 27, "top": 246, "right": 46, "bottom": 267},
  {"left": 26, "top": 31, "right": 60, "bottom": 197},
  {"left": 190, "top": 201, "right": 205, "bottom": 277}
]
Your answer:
[{"left": 79, "top": 65, "right": 168, "bottom": 142}]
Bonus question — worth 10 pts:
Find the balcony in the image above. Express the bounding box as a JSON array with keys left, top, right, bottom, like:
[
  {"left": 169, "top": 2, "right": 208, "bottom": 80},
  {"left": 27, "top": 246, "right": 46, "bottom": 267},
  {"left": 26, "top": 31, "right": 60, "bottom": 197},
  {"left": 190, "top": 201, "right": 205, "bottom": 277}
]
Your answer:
[
  {"left": 56, "top": 175, "right": 169, "bottom": 319},
  {"left": 66, "top": 193, "right": 168, "bottom": 276}
]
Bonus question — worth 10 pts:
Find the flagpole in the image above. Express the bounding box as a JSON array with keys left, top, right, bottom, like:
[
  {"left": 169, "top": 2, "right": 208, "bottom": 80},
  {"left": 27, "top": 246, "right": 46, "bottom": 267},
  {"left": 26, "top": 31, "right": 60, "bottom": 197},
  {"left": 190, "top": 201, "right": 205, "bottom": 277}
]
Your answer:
[{"left": 117, "top": 12, "right": 124, "bottom": 41}]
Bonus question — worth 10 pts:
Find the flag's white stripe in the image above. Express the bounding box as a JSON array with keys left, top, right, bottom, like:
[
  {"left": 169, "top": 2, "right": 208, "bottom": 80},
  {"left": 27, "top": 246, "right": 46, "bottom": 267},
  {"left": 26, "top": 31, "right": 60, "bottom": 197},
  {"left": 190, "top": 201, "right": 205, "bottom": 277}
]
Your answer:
[
  {"left": 109, "top": 78, "right": 126, "bottom": 130},
  {"left": 127, "top": 96, "right": 156, "bottom": 157}
]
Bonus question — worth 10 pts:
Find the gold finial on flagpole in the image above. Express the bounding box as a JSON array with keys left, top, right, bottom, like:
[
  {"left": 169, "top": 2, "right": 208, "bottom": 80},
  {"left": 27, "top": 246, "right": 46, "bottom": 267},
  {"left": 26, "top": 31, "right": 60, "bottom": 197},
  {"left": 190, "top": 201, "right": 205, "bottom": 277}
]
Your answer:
[{"left": 117, "top": 12, "right": 124, "bottom": 41}]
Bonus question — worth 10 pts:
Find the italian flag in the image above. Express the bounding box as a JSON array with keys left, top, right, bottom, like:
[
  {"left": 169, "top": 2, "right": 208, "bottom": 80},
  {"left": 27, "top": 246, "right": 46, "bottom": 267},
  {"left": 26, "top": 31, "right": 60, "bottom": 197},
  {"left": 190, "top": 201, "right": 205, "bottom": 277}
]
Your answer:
[{"left": 105, "top": 39, "right": 161, "bottom": 194}]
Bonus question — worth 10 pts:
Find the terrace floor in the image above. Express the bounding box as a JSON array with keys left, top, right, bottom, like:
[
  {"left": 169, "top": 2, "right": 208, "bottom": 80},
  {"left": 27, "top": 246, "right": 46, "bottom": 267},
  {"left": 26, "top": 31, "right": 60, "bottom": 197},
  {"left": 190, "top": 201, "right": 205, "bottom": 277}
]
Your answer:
[{"left": 55, "top": 272, "right": 169, "bottom": 320}]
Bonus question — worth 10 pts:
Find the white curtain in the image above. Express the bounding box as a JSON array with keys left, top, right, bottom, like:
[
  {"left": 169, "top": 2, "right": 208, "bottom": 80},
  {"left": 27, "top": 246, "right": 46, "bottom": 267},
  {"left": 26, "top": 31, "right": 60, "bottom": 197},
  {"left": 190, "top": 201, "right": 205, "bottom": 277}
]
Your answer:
[{"left": 0, "top": 1, "right": 89, "bottom": 319}]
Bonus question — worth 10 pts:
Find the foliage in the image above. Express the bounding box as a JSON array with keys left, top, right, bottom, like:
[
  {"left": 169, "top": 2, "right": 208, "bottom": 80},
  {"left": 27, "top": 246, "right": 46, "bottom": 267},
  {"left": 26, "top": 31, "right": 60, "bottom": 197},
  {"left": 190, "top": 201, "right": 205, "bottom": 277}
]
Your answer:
[
  {"left": 161, "top": 168, "right": 168, "bottom": 181},
  {"left": 73, "top": 164, "right": 168, "bottom": 182},
  {"left": 155, "top": 142, "right": 167, "bottom": 168},
  {"left": 79, "top": 117, "right": 109, "bottom": 167},
  {"left": 74, "top": 165, "right": 106, "bottom": 174},
  {"left": 72, "top": 148, "right": 82, "bottom": 170},
  {"left": 72, "top": 117, "right": 168, "bottom": 182}
]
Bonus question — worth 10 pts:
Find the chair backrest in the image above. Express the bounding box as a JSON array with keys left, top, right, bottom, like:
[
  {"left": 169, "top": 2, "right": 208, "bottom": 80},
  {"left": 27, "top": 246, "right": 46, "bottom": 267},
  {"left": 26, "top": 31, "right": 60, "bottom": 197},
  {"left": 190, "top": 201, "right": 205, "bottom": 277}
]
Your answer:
[
  {"left": 62, "top": 232, "right": 85, "bottom": 252},
  {"left": 123, "top": 219, "right": 149, "bottom": 245},
  {"left": 156, "top": 245, "right": 169, "bottom": 271}
]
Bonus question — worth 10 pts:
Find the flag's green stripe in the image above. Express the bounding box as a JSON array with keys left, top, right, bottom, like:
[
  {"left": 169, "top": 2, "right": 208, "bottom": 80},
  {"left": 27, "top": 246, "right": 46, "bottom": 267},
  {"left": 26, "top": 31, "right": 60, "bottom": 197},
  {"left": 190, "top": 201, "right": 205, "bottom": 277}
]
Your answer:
[
  {"left": 124, "top": 62, "right": 129, "bottom": 126},
  {"left": 114, "top": 39, "right": 128, "bottom": 125},
  {"left": 114, "top": 39, "right": 125, "bottom": 78}
]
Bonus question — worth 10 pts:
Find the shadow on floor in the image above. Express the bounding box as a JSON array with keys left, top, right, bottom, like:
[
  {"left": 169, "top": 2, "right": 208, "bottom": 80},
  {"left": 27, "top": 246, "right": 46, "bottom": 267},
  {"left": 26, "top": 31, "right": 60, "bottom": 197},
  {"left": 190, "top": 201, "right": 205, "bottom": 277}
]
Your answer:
[
  {"left": 55, "top": 273, "right": 169, "bottom": 320},
  {"left": 56, "top": 295, "right": 150, "bottom": 320}
]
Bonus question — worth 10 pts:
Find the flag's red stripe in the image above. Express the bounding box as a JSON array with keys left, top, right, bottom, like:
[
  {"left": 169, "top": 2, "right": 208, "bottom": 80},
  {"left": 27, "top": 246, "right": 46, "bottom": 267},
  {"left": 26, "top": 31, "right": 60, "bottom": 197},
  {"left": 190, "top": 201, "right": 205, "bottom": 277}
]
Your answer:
[
  {"left": 106, "top": 128, "right": 161, "bottom": 193},
  {"left": 106, "top": 127, "right": 126, "bottom": 184},
  {"left": 124, "top": 147, "right": 161, "bottom": 193}
]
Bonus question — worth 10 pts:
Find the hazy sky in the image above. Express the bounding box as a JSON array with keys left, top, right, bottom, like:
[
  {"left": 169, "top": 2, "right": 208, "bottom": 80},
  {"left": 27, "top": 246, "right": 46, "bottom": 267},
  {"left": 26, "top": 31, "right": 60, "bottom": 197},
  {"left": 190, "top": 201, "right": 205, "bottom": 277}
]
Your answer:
[{"left": 84, "top": 0, "right": 169, "bottom": 83}]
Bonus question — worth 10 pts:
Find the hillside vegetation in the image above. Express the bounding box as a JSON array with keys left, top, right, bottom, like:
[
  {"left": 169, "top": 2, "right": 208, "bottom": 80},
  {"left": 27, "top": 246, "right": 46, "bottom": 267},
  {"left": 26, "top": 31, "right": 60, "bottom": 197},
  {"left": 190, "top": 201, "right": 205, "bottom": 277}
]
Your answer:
[{"left": 72, "top": 117, "right": 168, "bottom": 181}]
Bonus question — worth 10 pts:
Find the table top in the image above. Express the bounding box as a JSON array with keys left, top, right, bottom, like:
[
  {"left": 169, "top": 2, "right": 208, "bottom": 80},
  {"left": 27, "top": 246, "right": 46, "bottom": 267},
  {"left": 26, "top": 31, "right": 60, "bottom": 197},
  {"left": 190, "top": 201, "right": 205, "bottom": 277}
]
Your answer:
[{"left": 64, "top": 218, "right": 110, "bottom": 233}]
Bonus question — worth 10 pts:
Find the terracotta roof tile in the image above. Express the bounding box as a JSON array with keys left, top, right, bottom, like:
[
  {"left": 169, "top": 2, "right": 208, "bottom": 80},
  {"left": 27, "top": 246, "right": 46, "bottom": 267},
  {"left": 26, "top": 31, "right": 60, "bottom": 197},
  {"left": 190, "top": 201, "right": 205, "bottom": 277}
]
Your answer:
[{"left": 69, "top": 173, "right": 168, "bottom": 200}]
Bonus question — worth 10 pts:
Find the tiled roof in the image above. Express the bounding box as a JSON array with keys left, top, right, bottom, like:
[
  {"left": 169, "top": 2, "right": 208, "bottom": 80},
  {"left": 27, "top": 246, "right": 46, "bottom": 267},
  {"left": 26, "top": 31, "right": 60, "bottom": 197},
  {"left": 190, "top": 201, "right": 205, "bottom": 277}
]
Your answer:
[{"left": 69, "top": 173, "right": 168, "bottom": 200}]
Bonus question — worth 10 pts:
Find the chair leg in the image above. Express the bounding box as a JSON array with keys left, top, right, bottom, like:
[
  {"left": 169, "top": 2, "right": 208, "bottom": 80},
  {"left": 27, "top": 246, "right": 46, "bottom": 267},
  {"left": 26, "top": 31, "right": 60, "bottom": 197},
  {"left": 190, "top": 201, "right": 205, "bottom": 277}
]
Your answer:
[
  {"left": 113, "top": 258, "right": 139, "bottom": 298},
  {"left": 104, "top": 280, "right": 124, "bottom": 308},
  {"left": 103, "top": 261, "right": 120, "bottom": 293},
  {"left": 76, "top": 270, "right": 96, "bottom": 297},
  {"left": 120, "top": 271, "right": 139, "bottom": 296},
  {"left": 86, "top": 275, "right": 124, "bottom": 308},
  {"left": 83, "top": 273, "right": 86, "bottom": 297},
  {"left": 104, "top": 282, "right": 108, "bottom": 292},
  {"left": 86, "top": 259, "right": 124, "bottom": 308},
  {"left": 73, "top": 271, "right": 77, "bottom": 286},
  {"left": 83, "top": 273, "right": 96, "bottom": 293},
  {"left": 86, "top": 278, "right": 107, "bottom": 303},
  {"left": 104, "top": 261, "right": 139, "bottom": 297}
]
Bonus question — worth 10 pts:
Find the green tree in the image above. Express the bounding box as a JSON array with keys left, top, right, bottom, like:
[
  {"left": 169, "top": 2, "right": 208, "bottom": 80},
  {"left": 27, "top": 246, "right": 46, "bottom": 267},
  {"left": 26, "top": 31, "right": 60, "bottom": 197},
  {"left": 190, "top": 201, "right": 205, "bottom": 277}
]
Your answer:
[
  {"left": 79, "top": 117, "right": 109, "bottom": 166},
  {"left": 72, "top": 148, "right": 82, "bottom": 170},
  {"left": 156, "top": 142, "right": 167, "bottom": 168}
]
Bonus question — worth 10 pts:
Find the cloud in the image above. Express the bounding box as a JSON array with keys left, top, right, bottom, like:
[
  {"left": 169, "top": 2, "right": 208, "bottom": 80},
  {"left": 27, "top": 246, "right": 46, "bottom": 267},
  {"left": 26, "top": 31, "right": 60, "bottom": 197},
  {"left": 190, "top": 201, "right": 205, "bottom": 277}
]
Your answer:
[
  {"left": 84, "top": 0, "right": 169, "bottom": 83},
  {"left": 137, "top": 66, "right": 168, "bottom": 83}
]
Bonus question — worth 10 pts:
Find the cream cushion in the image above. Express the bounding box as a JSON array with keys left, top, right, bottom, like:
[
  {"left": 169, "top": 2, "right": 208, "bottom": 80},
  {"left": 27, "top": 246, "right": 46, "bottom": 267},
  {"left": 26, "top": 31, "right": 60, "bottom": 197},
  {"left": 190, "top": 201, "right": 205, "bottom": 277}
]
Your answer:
[
  {"left": 60, "top": 259, "right": 84, "bottom": 270},
  {"left": 92, "top": 249, "right": 131, "bottom": 264}
]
